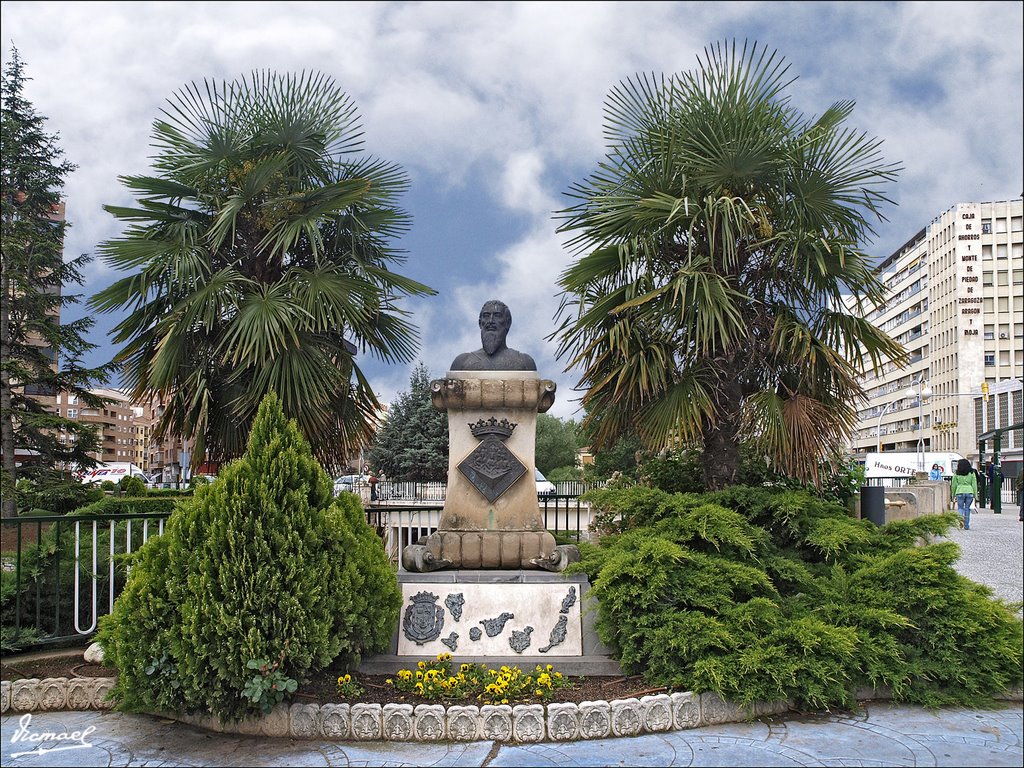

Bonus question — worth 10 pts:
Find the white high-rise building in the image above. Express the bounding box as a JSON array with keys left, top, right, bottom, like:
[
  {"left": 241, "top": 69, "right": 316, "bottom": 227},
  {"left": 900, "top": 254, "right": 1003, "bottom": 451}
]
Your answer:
[{"left": 850, "top": 197, "right": 1023, "bottom": 471}]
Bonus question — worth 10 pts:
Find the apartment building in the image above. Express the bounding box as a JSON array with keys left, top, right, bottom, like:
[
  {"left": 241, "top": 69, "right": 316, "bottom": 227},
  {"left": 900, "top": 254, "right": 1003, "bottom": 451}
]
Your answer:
[
  {"left": 55, "top": 388, "right": 154, "bottom": 470},
  {"left": 850, "top": 197, "right": 1024, "bottom": 465}
]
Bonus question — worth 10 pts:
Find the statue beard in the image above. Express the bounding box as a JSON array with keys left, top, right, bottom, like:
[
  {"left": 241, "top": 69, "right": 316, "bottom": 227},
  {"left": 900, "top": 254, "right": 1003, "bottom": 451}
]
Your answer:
[{"left": 481, "top": 329, "right": 506, "bottom": 356}]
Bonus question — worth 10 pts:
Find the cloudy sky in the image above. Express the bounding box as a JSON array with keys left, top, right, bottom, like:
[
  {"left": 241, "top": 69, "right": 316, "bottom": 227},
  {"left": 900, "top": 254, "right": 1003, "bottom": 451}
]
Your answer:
[{"left": 3, "top": 1, "right": 1022, "bottom": 419}]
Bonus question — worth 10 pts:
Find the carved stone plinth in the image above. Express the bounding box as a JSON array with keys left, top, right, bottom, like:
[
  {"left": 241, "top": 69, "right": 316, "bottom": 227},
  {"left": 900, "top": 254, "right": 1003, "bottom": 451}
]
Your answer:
[{"left": 402, "top": 371, "right": 579, "bottom": 571}]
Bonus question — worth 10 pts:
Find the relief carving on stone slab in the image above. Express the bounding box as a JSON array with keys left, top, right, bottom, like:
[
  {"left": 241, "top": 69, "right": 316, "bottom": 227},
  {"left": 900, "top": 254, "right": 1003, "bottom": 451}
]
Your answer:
[
  {"left": 458, "top": 419, "right": 526, "bottom": 503},
  {"left": 479, "top": 611, "right": 514, "bottom": 637},
  {"left": 320, "top": 703, "right": 351, "bottom": 739},
  {"left": 402, "top": 591, "right": 445, "bottom": 645},
  {"left": 444, "top": 592, "right": 465, "bottom": 621},
  {"left": 382, "top": 703, "right": 414, "bottom": 740},
  {"left": 480, "top": 705, "right": 513, "bottom": 741},
  {"left": 538, "top": 615, "right": 568, "bottom": 653},
  {"left": 441, "top": 632, "right": 459, "bottom": 652},
  {"left": 509, "top": 626, "right": 533, "bottom": 653},
  {"left": 578, "top": 701, "right": 611, "bottom": 739},
  {"left": 469, "top": 627, "right": 482, "bottom": 641},
  {"left": 350, "top": 704, "right": 382, "bottom": 740},
  {"left": 559, "top": 586, "right": 577, "bottom": 614},
  {"left": 512, "top": 704, "right": 545, "bottom": 742}
]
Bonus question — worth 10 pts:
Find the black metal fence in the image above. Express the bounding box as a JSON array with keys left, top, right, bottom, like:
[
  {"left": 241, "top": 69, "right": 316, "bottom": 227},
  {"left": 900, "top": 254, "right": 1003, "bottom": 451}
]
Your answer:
[{"left": 1, "top": 512, "right": 172, "bottom": 648}]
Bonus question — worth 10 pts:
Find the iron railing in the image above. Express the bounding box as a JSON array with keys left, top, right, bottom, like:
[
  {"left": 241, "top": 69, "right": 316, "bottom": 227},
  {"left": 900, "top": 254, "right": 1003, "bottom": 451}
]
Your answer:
[
  {"left": 1, "top": 512, "right": 172, "bottom": 647},
  {"left": 2, "top": 494, "right": 596, "bottom": 648}
]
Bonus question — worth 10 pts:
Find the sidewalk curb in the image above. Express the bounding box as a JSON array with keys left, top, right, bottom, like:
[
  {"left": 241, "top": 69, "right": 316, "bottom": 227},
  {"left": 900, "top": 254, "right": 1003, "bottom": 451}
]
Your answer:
[{"left": 2, "top": 677, "right": 1021, "bottom": 743}]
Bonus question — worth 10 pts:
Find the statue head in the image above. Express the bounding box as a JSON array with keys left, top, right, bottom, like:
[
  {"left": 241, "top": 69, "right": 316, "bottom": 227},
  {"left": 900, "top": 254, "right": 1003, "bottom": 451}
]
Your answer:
[{"left": 479, "top": 300, "right": 512, "bottom": 356}]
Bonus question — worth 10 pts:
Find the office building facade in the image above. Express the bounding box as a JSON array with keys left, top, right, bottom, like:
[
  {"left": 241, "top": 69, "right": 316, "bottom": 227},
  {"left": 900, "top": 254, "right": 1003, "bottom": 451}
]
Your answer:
[{"left": 850, "top": 197, "right": 1023, "bottom": 465}]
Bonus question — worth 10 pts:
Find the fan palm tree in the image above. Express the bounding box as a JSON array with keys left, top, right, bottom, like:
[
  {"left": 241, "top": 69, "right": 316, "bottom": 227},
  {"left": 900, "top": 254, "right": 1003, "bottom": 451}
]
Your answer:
[
  {"left": 90, "top": 71, "right": 435, "bottom": 470},
  {"left": 552, "top": 41, "right": 906, "bottom": 488}
]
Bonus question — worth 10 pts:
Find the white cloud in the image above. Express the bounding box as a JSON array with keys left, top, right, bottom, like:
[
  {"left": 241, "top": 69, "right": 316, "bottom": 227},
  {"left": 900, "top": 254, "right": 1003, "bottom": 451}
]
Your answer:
[{"left": 2, "top": 0, "right": 1022, "bottom": 428}]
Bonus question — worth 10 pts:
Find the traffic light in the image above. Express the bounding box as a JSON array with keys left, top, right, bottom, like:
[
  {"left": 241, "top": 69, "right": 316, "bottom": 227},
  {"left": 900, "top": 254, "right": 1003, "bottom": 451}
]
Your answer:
[{"left": 981, "top": 382, "right": 989, "bottom": 402}]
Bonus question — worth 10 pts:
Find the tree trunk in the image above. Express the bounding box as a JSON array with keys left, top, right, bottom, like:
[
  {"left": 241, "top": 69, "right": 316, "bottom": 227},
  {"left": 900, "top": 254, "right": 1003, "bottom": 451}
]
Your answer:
[
  {"left": 701, "top": 377, "right": 743, "bottom": 490},
  {"left": 1, "top": 269, "right": 17, "bottom": 518}
]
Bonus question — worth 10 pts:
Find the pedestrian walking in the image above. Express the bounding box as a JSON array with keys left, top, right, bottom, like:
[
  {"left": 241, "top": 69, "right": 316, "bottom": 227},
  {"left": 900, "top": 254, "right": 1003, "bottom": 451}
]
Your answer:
[{"left": 951, "top": 457, "right": 979, "bottom": 530}]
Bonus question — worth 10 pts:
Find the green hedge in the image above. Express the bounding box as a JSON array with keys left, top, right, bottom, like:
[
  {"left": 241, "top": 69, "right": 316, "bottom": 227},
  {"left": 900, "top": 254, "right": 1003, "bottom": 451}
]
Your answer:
[{"left": 72, "top": 496, "right": 181, "bottom": 517}]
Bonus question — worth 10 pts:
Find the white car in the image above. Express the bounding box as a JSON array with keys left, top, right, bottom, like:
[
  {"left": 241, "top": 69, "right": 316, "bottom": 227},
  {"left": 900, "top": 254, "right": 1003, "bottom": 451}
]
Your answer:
[
  {"left": 333, "top": 474, "right": 362, "bottom": 495},
  {"left": 535, "top": 469, "right": 556, "bottom": 495}
]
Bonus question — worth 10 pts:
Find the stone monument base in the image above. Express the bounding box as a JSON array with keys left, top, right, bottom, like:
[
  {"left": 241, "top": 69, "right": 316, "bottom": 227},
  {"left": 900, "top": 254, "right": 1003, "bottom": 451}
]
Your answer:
[
  {"left": 401, "top": 530, "right": 580, "bottom": 572},
  {"left": 359, "top": 571, "right": 621, "bottom": 677}
]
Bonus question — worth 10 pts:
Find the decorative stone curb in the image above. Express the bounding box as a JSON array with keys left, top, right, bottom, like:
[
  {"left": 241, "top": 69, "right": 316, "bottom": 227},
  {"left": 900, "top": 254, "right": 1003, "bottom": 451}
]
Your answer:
[{"left": 2, "top": 677, "right": 1021, "bottom": 743}]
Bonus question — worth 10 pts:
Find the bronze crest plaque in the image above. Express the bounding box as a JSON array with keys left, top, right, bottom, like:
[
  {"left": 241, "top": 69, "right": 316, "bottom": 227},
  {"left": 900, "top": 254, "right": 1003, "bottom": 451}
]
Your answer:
[
  {"left": 402, "top": 591, "right": 445, "bottom": 645},
  {"left": 458, "top": 417, "right": 526, "bottom": 503}
]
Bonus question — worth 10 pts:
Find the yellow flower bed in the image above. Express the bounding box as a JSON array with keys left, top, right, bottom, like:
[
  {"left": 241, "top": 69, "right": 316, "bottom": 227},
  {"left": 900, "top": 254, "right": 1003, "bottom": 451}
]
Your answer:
[{"left": 387, "top": 653, "right": 573, "bottom": 704}]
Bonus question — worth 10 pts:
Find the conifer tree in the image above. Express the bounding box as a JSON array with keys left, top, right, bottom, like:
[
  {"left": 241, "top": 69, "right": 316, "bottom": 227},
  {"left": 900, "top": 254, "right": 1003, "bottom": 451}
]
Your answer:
[
  {"left": 99, "top": 392, "right": 400, "bottom": 720},
  {"left": 1, "top": 48, "right": 109, "bottom": 517},
  {"left": 367, "top": 362, "right": 449, "bottom": 481}
]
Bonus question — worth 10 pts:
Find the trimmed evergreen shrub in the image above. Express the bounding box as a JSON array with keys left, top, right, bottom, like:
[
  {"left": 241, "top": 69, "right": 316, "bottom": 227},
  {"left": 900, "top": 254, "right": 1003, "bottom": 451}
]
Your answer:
[
  {"left": 98, "top": 393, "right": 400, "bottom": 720},
  {"left": 573, "top": 486, "right": 1022, "bottom": 710},
  {"left": 118, "top": 475, "right": 148, "bottom": 497}
]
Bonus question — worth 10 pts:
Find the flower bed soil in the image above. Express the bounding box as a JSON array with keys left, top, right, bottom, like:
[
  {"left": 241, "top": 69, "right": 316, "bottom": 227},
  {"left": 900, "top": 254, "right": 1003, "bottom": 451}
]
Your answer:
[{"left": 1, "top": 655, "right": 654, "bottom": 708}]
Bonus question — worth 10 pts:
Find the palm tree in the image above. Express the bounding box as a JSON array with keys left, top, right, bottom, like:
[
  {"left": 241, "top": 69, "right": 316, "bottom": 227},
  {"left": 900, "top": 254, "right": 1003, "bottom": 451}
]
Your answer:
[
  {"left": 90, "top": 71, "right": 435, "bottom": 470},
  {"left": 551, "top": 41, "right": 906, "bottom": 489}
]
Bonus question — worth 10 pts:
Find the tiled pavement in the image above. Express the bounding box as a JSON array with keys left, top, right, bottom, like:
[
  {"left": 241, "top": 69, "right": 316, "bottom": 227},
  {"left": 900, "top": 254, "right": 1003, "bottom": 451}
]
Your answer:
[
  {"left": 2, "top": 703, "right": 1022, "bottom": 766},
  {"left": 2, "top": 503, "right": 1021, "bottom": 767}
]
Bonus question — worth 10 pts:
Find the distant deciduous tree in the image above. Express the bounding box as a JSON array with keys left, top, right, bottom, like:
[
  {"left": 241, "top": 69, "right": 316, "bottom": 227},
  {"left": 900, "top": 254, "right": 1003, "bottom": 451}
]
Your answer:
[
  {"left": 1, "top": 48, "right": 108, "bottom": 517},
  {"left": 535, "top": 413, "right": 580, "bottom": 475},
  {"left": 367, "top": 363, "right": 448, "bottom": 482}
]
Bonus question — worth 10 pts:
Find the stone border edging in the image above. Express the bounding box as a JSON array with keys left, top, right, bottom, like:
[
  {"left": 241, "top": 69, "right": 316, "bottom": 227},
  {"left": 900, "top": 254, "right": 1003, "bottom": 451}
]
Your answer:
[{"left": 2, "top": 678, "right": 1021, "bottom": 742}]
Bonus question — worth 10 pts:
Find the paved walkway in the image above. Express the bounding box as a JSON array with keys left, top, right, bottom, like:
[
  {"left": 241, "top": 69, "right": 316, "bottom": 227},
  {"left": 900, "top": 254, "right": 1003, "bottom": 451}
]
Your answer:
[
  {"left": 945, "top": 503, "right": 1022, "bottom": 607},
  {"left": 3, "top": 504, "right": 1021, "bottom": 767},
  {"left": 2, "top": 703, "right": 1022, "bottom": 766}
]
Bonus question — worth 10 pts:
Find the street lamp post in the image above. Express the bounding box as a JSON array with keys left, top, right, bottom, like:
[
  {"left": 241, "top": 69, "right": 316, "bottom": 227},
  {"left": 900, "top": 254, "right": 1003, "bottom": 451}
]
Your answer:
[
  {"left": 904, "top": 376, "right": 932, "bottom": 473},
  {"left": 875, "top": 400, "right": 897, "bottom": 453}
]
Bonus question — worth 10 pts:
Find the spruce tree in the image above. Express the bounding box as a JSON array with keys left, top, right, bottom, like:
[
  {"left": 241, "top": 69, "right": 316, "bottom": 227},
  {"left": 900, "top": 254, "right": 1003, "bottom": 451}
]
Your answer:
[
  {"left": 367, "top": 362, "right": 449, "bottom": 481},
  {"left": 1, "top": 48, "right": 109, "bottom": 516}
]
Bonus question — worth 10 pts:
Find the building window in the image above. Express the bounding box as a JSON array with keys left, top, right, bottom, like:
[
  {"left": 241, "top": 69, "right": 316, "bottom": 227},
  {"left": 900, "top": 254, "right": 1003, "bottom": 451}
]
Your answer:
[
  {"left": 1012, "top": 216, "right": 1022, "bottom": 231},
  {"left": 984, "top": 353, "right": 995, "bottom": 367},
  {"left": 982, "top": 244, "right": 993, "bottom": 259},
  {"left": 995, "top": 218, "right": 1007, "bottom": 234},
  {"left": 67, "top": 408, "right": 77, "bottom": 419},
  {"left": 998, "top": 271, "right": 1009, "bottom": 286},
  {"left": 997, "top": 244, "right": 1008, "bottom": 258},
  {"left": 981, "top": 219, "right": 992, "bottom": 234},
  {"left": 983, "top": 272, "right": 993, "bottom": 286}
]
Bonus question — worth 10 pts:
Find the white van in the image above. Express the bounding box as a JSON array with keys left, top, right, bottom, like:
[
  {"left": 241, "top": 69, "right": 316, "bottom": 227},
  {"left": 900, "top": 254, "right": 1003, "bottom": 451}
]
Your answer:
[
  {"left": 863, "top": 452, "right": 966, "bottom": 479},
  {"left": 76, "top": 462, "right": 150, "bottom": 484}
]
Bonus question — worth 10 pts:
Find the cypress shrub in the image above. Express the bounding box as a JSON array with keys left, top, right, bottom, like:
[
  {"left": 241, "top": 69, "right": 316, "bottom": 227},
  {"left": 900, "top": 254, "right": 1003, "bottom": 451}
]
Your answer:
[{"left": 98, "top": 393, "right": 400, "bottom": 720}]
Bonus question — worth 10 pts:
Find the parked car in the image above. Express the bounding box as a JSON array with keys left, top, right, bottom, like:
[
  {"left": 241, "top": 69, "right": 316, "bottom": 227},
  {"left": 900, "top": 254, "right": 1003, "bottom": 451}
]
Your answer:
[
  {"left": 333, "top": 474, "right": 366, "bottom": 496},
  {"left": 535, "top": 469, "right": 556, "bottom": 495}
]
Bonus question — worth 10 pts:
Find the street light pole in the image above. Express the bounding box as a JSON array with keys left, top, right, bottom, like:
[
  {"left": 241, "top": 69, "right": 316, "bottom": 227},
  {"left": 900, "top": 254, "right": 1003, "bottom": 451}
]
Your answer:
[
  {"left": 904, "top": 376, "right": 932, "bottom": 473},
  {"left": 876, "top": 400, "right": 896, "bottom": 453}
]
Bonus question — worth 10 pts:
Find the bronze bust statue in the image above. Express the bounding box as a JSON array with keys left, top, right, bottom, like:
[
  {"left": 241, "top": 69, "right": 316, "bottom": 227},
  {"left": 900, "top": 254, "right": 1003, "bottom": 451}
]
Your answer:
[{"left": 450, "top": 300, "right": 537, "bottom": 371}]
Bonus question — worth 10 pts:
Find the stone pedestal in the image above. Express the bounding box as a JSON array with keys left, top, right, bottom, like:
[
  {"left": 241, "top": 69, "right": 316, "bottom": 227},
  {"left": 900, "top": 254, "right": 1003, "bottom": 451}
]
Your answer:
[{"left": 401, "top": 371, "right": 579, "bottom": 572}]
